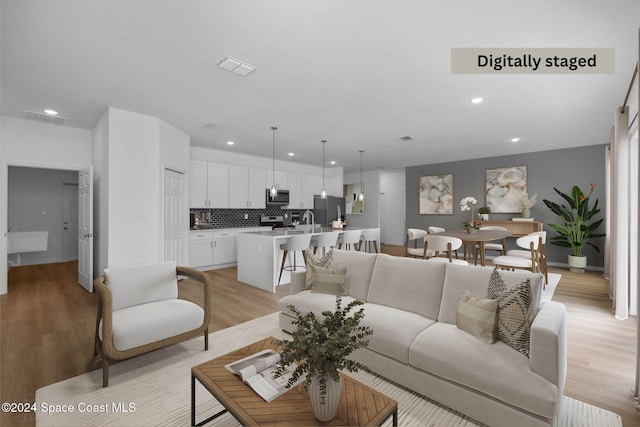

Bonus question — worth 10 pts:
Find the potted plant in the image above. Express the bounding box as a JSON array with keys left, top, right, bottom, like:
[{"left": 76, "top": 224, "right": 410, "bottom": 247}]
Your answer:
[
  {"left": 274, "top": 297, "right": 373, "bottom": 421},
  {"left": 478, "top": 206, "right": 491, "bottom": 220},
  {"left": 543, "top": 183, "right": 604, "bottom": 271},
  {"left": 464, "top": 221, "right": 481, "bottom": 233}
]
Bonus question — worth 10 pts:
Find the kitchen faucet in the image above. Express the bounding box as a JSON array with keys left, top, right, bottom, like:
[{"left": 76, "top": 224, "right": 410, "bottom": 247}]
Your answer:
[{"left": 303, "top": 210, "right": 315, "bottom": 230}]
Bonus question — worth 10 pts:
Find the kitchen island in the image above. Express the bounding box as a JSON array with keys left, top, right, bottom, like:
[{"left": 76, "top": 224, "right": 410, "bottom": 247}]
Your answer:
[{"left": 237, "top": 227, "right": 379, "bottom": 292}]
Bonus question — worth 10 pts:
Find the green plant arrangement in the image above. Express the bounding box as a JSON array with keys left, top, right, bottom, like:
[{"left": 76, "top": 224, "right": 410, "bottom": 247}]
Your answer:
[
  {"left": 542, "top": 183, "right": 605, "bottom": 256},
  {"left": 478, "top": 206, "right": 491, "bottom": 215},
  {"left": 463, "top": 221, "right": 481, "bottom": 233},
  {"left": 274, "top": 297, "right": 373, "bottom": 403}
]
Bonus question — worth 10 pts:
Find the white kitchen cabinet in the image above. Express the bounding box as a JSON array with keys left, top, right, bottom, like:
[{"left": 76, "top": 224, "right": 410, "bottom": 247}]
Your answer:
[
  {"left": 189, "top": 160, "right": 229, "bottom": 208},
  {"left": 265, "top": 170, "right": 288, "bottom": 191},
  {"left": 213, "top": 230, "right": 236, "bottom": 264},
  {"left": 189, "top": 230, "right": 214, "bottom": 267},
  {"left": 229, "top": 166, "right": 266, "bottom": 209},
  {"left": 314, "top": 175, "right": 342, "bottom": 197},
  {"left": 288, "top": 172, "right": 314, "bottom": 209}
]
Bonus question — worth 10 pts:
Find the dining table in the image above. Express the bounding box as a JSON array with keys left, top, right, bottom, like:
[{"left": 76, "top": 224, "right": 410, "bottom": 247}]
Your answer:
[{"left": 437, "top": 229, "right": 513, "bottom": 266}]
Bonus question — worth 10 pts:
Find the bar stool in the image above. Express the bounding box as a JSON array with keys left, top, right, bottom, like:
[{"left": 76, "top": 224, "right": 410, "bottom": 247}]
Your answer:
[
  {"left": 278, "top": 234, "right": 312, "bottom": 286},
  {"left": 339, "top": 230, "right": 362, "bottom": 251},
  {"left": 312, "top": 231, "right": 340, "bottom": 256},
  {"left": 360, "top": 228, "right": 380, "bottom": 253}
]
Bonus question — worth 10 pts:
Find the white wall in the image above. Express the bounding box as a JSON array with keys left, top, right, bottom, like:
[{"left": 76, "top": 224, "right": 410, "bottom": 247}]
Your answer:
[
  {"left": 380, "top": 170, "right": 406, "bottom": 245},
  {"left": 1, "top": 115, "right": 92, "bottom": 294},
  {"left": 92, "top": 112, "right": 109, "bottom": 276}
]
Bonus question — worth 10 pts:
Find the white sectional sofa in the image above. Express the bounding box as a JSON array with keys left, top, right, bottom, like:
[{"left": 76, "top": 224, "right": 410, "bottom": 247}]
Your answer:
[{"left": 278, "top": 250, "right": 566, "bottom": 427}]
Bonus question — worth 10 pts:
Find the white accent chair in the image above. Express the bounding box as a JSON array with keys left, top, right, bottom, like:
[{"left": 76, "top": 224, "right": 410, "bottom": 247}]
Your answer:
[
  {"left": 424, "top": 235, "right": 468, "bottom": 265},
  {"left": 428, "top": 226, "right": 462, "bottom": 259},
  {"left": 405, "top": 228, "right": 429, "bottom": 258},
  {"left": 339, "top": 230, "right": 362, "bottom": 251},
  {"left": 492, "top": 233, "right": 542, "bottom": 279},
  {"left": 312, "top": 231, "right": 340, "bottom": 256},
  {"left": 505, "top": 231, "right": 549, "bottom": 284},
  {"left": 360, "top": 228, "right": 381, "bottom": 253},
  {"left": 278, "top": 234, "right": 312, "bottom": 286},
  {"left": 94, "top": 261, "right": 212, "bottom": 387},
  {"left": 473, "top": 226, "right": 508, "bottom": 265}
]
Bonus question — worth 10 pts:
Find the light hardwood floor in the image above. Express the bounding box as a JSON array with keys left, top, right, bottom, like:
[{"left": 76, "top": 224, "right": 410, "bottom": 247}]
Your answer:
[{"left": 0, "top": 246, "right": 637, "bottom": 426}]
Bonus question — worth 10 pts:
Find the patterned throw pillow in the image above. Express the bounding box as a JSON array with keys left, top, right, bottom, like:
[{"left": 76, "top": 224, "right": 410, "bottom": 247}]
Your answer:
[
  {"left": 456, "top": 289, "right": 499, "bottom": 344},
  {"left": 303, "top": 249, "right": 334, "bottom": 289},
  {"left": 487, "top": 269, "right": 533, "bottom": 357},
  {"left": 310, "top": 265, "right": 347, "bottom": 295}
]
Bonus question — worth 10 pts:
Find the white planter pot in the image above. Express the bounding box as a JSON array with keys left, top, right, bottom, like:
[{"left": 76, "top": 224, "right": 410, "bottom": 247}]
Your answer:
[
  {"left": 568, "top": 255, "right": 587, "bottom": 272},
  {"left": 479, "top": 214, "right": 489, "bottom": 220},
  {"left": 309, "top": 374, "right": 342, "bottom": 422}
]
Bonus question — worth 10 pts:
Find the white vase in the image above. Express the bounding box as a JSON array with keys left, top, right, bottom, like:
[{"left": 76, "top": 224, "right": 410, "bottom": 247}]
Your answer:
[
  {"left": 309, "top": 374, "right": 342, "bottom": 422},
  {"left": 568, "top": 255, "right": 587, "bottom": 273},
  {"left": 522, "top": 207, "right": 531, "bottom": 218},
  {"left": 479, "top": 214, "right": 489, "bottom": 220}
]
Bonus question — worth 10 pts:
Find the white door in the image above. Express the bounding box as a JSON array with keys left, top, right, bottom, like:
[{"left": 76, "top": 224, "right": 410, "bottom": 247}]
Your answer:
[
  {"left": 62, "top": 183, "right": 79, "bottom": 260},
  {"left": 164, "top": 169, "right": 186, "bottom": 265},
  {"left": 78, "top": 166, "right": 93, "bottom": 292}
]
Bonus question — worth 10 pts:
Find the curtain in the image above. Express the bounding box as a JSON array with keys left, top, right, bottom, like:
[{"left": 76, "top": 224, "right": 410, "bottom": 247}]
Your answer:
[{"left": 612, "top": 106, "right": 629, "bottom": 321}]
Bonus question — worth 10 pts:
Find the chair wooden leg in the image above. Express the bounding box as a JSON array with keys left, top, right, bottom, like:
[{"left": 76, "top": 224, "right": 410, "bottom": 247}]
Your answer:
[
  {"left": 204, "top": 328, "right": 209, "bottom": 350},
  {"left": 278, "top": 250, "right": 288, "bottom": 286},
  {"left": 373, "top": 241, "right": 379, "bottom": 253},
  {"left": 102, "top": 359, "right": 109, "bottom": 388}
]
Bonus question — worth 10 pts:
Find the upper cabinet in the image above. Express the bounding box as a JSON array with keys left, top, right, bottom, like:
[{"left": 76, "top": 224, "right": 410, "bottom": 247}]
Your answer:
[
  {"left": 189, "top": 161, "right": 229, "bottom": 208},
  {"left": 229, "top": 166, "right": 266, "bottom": 209},
  {"left": 314, "top": 175, "right": 343, "bottom": 198},
  {"left": 288, "top": 172, "right": 314, "bottom": 209},
  {"left": 265, "top": 170, "right": 288, "bottom": 191}
]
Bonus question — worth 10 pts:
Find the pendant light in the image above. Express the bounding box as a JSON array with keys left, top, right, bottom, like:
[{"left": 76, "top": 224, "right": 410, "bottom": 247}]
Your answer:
[
  {"left": 320, "top": 140, "right": 327, "bottom": 199},
  {"left": 358, "top": 150, "right": 364, "bottom": 201},
  {"left": 270, "top": 126, "right": 278, "bottom": 198}
]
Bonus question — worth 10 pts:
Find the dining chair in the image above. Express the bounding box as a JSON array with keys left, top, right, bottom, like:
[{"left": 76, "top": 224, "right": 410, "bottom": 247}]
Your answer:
[
  {"left": 312, "top": 231, "right": 340, "bottom": 256},
  {"left": 278, "top": 234, "right": 312, "bottom": 286},
  {"left": 339, "top": 230, "right": 362, "bottom": 251},
  {"left": 427, "top": 226, "right": 461, "bottom": 259},
  {"left": 492, "top": 233, "right": 541, "bottom": 279},
  {"left": 360, "top": 228, "right": 381, "bottom": 253},
  {"left": 473, "top": 226, "right": 508, "bottom": 265},
  {"left": 405, "top": 228, "right": 433, "bottom": 258},
  {"left": 505, "top": 231, "right": 548, "bottom": 284},
  {"left": 424, "top": 235, "right": 468, "bottom": 265}
]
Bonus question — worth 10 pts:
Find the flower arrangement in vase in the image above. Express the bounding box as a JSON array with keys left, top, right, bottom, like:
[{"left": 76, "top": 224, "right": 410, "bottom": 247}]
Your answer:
[
  {"left": 460, "top": 196, "right": 478, "bottom": 231},
  {"left": 519, "top": 193, "right": 538, "bottom": 218},
  {"left": 274, "top": 297, "right": 373, "bottom": 421}
]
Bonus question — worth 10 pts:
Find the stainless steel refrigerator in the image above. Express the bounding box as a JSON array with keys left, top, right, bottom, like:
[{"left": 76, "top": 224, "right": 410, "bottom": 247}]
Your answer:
[{"left": 314, "top": 195, "right": 346, "bottom": 227}]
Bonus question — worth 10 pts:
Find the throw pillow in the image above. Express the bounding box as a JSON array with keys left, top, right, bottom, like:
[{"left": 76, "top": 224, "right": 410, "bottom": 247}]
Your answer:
[
  {"left": 487, "top": 270, "right": 533, "bottom": 357},
  {"left": 303, "top": 249, "right": 334, "bottom": 290},
  {"left": 455, "top": 289, "right": 499, "bottom": 344},
  {"left": 310, "top": 265, "right": 347, "bottom": 295}
]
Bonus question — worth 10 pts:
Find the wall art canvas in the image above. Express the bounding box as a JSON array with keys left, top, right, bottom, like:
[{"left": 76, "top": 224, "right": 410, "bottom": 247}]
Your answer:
[
  {"left": 485, "top": 166, "right": 528, "bottom": 213},
  {"left": 344, "top": 183, "right": 364, "bottom": 214},
  {"left": 419, "top": 174, "right": 453, "bottom": 215}
]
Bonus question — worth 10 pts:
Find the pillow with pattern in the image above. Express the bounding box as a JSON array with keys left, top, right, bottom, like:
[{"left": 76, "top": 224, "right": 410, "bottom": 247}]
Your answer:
[
  {"left": 310, "top": 265, "right": 347, "bottom": 295},
  {"left": 303, "top": 248, "right": 334, "bottom": 290},
  {"left": 487, "top": 269, "right": 533, "bottom": 357}
]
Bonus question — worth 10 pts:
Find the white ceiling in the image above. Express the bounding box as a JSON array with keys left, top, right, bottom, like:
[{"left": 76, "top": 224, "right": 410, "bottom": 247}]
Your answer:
[{"left": 1, "top": 1, "right": 639, "bottom": 173}]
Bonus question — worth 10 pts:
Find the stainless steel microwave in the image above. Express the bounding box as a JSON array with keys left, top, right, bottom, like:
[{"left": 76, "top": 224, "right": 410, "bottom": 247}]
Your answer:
[{"left": 266, "top": 189, "right": 289, "bottom": 206}]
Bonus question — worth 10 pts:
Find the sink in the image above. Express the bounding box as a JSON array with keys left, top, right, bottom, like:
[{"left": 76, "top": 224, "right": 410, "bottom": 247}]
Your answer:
[
  {"left": 294, "top": 225, "right": 323, "bottom": 232},
  {"left": 7, "top": 231, "right": 49, "bottom": 254}
]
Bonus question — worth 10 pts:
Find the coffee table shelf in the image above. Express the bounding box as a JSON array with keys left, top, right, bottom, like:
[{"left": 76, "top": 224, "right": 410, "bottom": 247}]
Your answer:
[{"left": 191, "top": 336, "right": 397, "bottom": 426}]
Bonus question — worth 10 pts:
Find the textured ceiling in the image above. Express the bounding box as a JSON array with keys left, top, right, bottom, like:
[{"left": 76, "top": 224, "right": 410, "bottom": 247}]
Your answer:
[{"left": 1, "top": 1, "right": 639, "bottom": 172}]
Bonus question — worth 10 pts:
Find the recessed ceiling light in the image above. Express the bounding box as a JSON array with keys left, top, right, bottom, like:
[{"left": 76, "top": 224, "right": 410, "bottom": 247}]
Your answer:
[
  {"left": 227, "top": 141, "right": 235, "bottom": 146},
  {"left": 470, "top": 97, "right": 484, "bottom": 104},
  {"left": 217, "top": 56, "right": 257, "bottom": 77},
  {"left": 330, "top": 161, "right": 336, "bottom": 165},
  {"left": 288, "top": 152, "right": 294, "bottom": 157},
  {"left": 511, "top": 137, "right": 520, "bottom": 143},
  {"left": 44, "top": 109, "right": 58, "bottom": 115}
]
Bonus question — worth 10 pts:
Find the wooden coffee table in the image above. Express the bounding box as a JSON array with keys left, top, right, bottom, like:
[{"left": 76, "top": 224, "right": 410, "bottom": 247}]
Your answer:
[{"left": 191, "top": 336, "right": 398, "bottom": 426}]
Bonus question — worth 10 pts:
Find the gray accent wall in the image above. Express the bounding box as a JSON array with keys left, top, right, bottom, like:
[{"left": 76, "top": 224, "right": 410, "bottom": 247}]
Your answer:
[{"left": 405, "top": 145, "right": 607, "bottom": 267}]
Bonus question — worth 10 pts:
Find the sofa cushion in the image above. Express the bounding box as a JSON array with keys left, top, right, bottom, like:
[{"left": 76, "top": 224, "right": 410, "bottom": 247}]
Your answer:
[
  {"left": 104, "top": 261, "right": 178, "bottom": 311},
  {"left": 303, "top": 249, "right": 334, "bottom": 290},
  {"left": 310, "top": 265, "right": 347, "bottom": 295},
  {"left": 367, "top": 254, "right": 446, "bottom": 319},
  {"left": 331, "top": 250, "right": 378, "bottom": 301},
  {"left": 409, "top": 322, "right": 558, "bottom": 419},
  {"left": 361, "top": 302, "right": 436, "bottom": 364},
  {"left": 438, "top": 263, "right": 543, "bottom": 324},
  {"left": 456, "top": 289, "right": 498, "bottom": 344},
  {"left": 100, "top": 299, "right": 204, "bottom": 351},
  {"left": 278, "top": 292, "right": 357, "bottom": 319}
]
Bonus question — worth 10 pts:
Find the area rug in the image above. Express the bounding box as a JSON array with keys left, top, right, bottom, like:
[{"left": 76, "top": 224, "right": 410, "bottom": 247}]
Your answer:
[
  {"left": 36, "top": 312, "right": 620, "bottom": 427},
  {"left": 541, "top": 272, "right": 561, "bottom": 303}
]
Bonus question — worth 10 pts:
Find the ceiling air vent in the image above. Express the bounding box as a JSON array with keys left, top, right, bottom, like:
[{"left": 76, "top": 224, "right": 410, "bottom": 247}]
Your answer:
[
  {"left": 201, "top": 121, "right": 220, "bottom": 128},
  {"left": 399, "top": 136, "right": 414, "bottom": 141},
  {"left": 23, "top": 109, "right": 68, "bottom": 125}
]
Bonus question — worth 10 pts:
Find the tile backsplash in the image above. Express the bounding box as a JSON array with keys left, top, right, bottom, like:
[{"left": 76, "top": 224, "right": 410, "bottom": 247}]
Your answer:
[{"left": 191, "top": 207, "right": 312, "bottom": 229}]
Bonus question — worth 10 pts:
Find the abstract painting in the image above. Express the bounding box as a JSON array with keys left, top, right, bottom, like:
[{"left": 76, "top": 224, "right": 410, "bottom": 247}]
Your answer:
[
  {"left": 485, "top": 166, "right": 528, "bottom": 213},
  {"left": 419, "top": 174, "right": 453, "bottom": 214}
]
